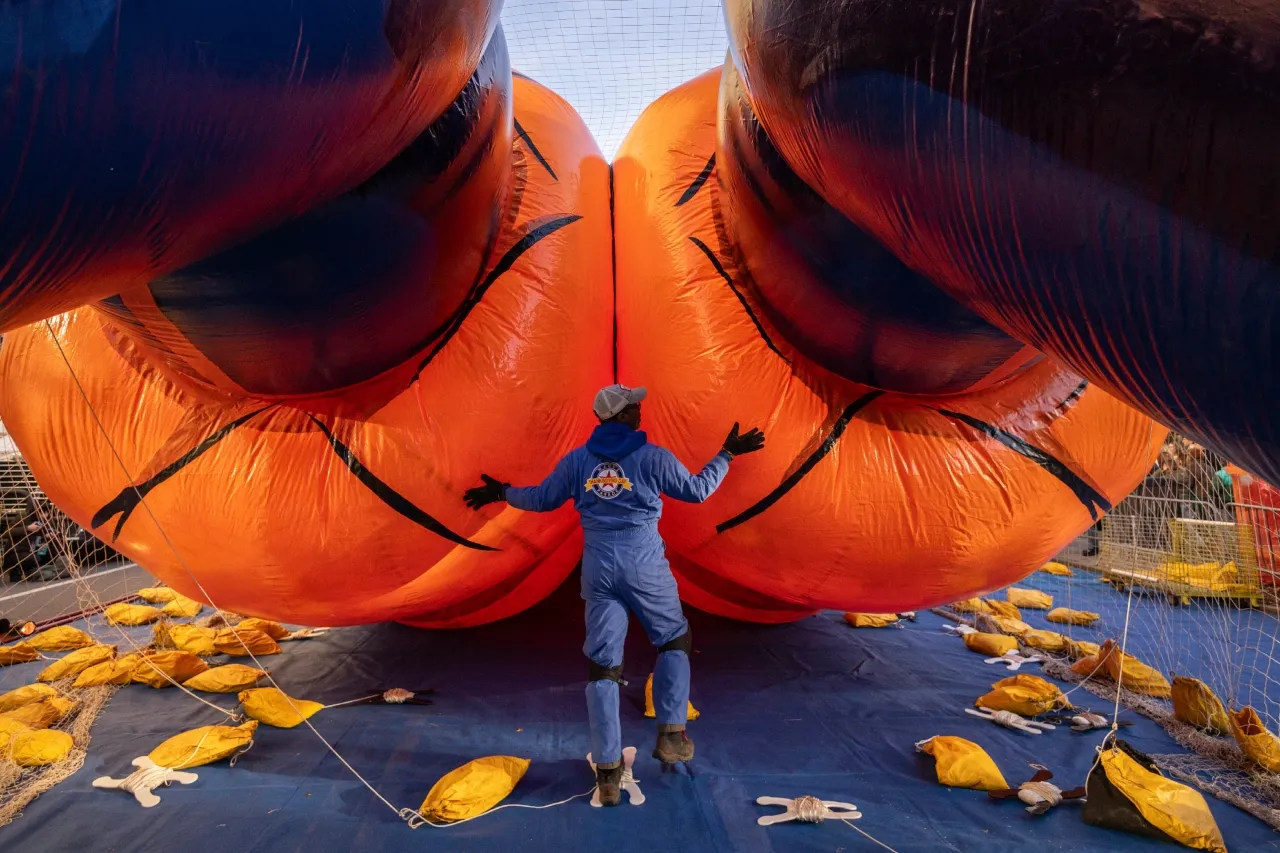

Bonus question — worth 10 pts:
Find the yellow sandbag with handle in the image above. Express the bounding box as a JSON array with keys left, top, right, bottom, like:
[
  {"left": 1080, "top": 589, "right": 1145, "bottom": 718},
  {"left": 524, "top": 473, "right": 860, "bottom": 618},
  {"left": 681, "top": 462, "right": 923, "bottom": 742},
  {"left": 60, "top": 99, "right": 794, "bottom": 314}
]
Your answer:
[
  {"left": 643, "top": 673, "right": 700, "bottom": 721},
  {"left": 976, "top": 613, "right": 1031, "bottom": 636},
  {"left": 0, "top": 717, "right": 32, "bottom": 750},
  {"left": 915, "top": 736, "right": 1008, "bottom": 791},
  {"left": 1021, "top": 629, "right": 1070, "bottom": 654},
  {"left": 73, "top": 653, "right": 141, "bottom": 687},
  {"left": 149, "top": 721, "right": 259, "bottom": 769},
  {"left": 0, "top": 643, "right": 40, "bottom": 666},
  {"left": 1171, "top": 677, "right": 1231, "bottom": 736},
  {"left": 184, "top": 664, "right": 267, "bottom": 693},
  {"left": 963, "top": 632, "right": 1018, "bottom": 657},
  {"left": 418, "top": 756, "right": 531, "bottom": 823},
  {"left": 950, "top": 598, "right": 991, "bottom": 614},
  {"left": 983, "top": 599, "right": 1021, "bottom": 620},
  {"left": 0, "top": 683, "right": 58, "bottom": 713},
  {"left": 159, "top": 624, "right": 218, "bottom": 657},
  {"left": 1097, "top": 640, "right": 1171, "bottom": 698},
  {"left": 1006, "top": 588, "right": 1053, "bottom": 609},
  {"left": 104, "top": 602, "right": 164, "bottom": 626},
  {"left": 239, "top": 687, "right": 323, "bottom": 728},
  {"left": 38, "top": 644, "right": 115, "bottom": 682},
  {"left": 1229, "top": 706, "right": 1280, "bottom": 772},
  {"left": 1039, "top": 562, "right": 1073, "bottom": 577},
  {"left": 1047, "top": 607, "right": 1100, "bottom": 626},
  {"left": 1083, "top": 740, "right": 1226, "bottom": 853},
  {"left": 161, "top": 595, "right": 204, "bottom": 618},
  {"left": 1, "top": 695, "right": 76, "bottom": 728},
  {"left": 10, "top": 729, "right": 74, "bottom": 767},
  {"left": 214, "top": 628, "right": 281, "bottom": 657},
  {"left": 1069, "top": 639, "right": 1101, "bottom": 660},
  {"left": 24, "top": 626, "right": 93, "bottom": 652},
  {"left": 135, "top": 587, "right": 178, "bottom": 604},
  {"left": 842, "top": 613, "right": 899, "bottom": 629},
  {"left": 237, "top": 618, "right": 290, "bottom": 640},
  {"left": 131, "top": 651, "right": 210, "bottom": 688},
  {"left": 976, "top": 674, "right": 1070, "bottom": 716}
]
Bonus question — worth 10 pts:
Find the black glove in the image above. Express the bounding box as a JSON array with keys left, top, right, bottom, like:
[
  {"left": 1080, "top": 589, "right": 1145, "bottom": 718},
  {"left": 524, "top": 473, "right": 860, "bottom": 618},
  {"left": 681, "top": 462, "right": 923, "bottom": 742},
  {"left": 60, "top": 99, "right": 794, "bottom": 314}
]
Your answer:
[
  {"left": 723, "top": 422, "right": 765, "bottom": 457},
  {"left": 464, "top": 474, "right": 509, "bottom": 510}
]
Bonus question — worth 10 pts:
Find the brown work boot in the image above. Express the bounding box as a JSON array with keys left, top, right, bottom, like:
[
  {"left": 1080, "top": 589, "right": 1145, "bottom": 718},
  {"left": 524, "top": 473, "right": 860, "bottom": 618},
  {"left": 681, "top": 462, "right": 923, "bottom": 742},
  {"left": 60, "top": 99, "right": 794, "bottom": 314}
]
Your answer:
[
  {"left": 653, "top": 729, "right": 695, "bottom": 763},
  {"left": 596, "top": 764, "right": 622, "bottom": 806}
]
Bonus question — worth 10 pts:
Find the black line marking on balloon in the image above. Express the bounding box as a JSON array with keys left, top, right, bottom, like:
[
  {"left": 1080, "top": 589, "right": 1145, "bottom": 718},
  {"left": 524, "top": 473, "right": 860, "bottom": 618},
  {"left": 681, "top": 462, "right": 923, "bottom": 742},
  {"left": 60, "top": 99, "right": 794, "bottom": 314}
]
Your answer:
[
  {"left": 716, "top": 391, "right": 884, "bottom": 533},
  {"left": 513, "top": 118, "right": 557, "bottom": 181},
  {"left": 1054, "top": 379, "right": 1089, "bottom": 414},
  {"left": 609, "top": 164, "right": 618, "bottom": 382},
  {"left": 413, "top": 214, "right": 583, "bottom": 381},
  {"left": 688, "top": 236, "right": 788, "bottom": 363},
  {"left": 91, "top": 407, "right": 271, "bottom": 540},
  {"left": 934, "top": 408, "right": 1111, "bottom": 520},
  {"left": 308, "top": 416, "right": 497, "bottom": 552},
  {"left": 676, "top": 153, "right": 715, "bottom": 207}
]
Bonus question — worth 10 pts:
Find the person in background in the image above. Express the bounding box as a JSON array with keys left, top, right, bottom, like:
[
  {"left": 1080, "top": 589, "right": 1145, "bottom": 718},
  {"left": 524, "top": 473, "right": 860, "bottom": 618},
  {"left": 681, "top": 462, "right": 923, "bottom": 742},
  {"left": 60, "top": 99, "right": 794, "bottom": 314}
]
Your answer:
[{"left": 463, "top": 384, "right": 765, "bottom": 806}]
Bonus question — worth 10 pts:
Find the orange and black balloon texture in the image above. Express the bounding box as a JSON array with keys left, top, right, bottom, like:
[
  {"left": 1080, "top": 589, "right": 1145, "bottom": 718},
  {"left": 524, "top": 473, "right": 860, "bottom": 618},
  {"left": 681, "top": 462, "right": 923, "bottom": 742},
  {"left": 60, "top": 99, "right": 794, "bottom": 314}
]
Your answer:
[{"left": 0, "top": 1, "right": 1272, "bottom": 626}]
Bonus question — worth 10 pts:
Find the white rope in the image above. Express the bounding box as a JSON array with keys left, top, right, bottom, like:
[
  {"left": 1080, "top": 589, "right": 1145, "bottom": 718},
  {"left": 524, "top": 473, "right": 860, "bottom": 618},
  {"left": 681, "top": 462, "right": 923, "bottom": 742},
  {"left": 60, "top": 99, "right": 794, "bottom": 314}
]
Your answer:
[
  {"left": 323, "top": 688, "right": 417, "bottom": 710},
  {"left": 1021, "top": 780, "right": 1063, "bottom": 808},
  {"left": 400, "top": 788, "right": 597, "bottom": 829}
]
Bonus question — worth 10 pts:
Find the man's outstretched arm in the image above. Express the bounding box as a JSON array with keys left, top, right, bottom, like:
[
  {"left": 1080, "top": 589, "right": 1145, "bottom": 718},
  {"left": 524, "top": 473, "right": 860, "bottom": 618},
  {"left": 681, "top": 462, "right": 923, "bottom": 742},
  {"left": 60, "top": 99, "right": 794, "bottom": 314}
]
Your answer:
[
  {"left": 658, "top": 422, "right": 765, "bottom": 504},
  {"left": 465, "top": 453, "right": 576, "bottom": 513}
]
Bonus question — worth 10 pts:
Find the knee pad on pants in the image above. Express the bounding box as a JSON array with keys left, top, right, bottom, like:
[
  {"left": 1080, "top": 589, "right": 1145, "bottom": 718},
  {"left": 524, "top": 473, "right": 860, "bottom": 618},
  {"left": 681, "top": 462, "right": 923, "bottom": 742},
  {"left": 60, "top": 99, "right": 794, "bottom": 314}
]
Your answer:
[
  {"left": 658, "top": 629, "right": 691, "bottom": 655},
  {"left": 588, "top": 659, "right": 624, "bottom": 683}
]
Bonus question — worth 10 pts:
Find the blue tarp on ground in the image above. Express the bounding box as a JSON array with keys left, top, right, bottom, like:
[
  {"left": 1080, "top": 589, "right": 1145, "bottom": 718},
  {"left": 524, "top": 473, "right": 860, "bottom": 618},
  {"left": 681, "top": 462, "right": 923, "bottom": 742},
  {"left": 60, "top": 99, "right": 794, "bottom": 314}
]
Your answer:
[{"left": 1, "top": 570, "right": 1277, "bottom": 852}]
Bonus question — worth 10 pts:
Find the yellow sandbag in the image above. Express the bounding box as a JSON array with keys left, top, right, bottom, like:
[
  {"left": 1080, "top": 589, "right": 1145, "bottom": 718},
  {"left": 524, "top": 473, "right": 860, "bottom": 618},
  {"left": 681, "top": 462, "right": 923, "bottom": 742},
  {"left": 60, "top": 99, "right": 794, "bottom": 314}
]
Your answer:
[
  {"left": 1021, "top": 629, "right": 1070, "bottom": 654},
  {"left": 843, "top": 613, "right": 899, "bottom": 628},
  {"left": 73, "top": 653, "right": 141, "bottom": 687},
  {"left": 983, "top": 599, "right": 1022, "bottom": 620},
  {"left": 1085, "top": 743, "right": 1226, "bottom": 853},
  {"left": 1172, "top": 677, "right": 1231, "bottom": 736},
  {"left": 214, "top": 628, "right": 281, "bottom": 657},
  {"left": 37, "top": 644, "right": 115, "bottom": 682},
  {"left": 963, "top": 632, "right": 1018, "bottom": 657},
  {"left": 24, "top": 626, "right": 93, "bottom": 652},
  {"left": 165, "top": 624, "right": 218, "bottom": 657},
  {"left": 1007, "top": 587, "right": 1053, "bottom": 609},
  {"left": 1229, "top": 706, "right": 1280, "bottom": 773},
  {"left": 131, "top": 651, "right": 210, "bottom": 688},
  {"left": 0, "top": 643, "right": 40, "bottom": 666},
  {"left": 1098, "top": 641, "right": 1171, "bottom": 698},
  {"left": 148, "top": 720, "right": 259, "bottom": 769},
  {"left": 1, "top": 695, "right": 76, "bottom": 728},
  {"left": 977, "top": 613, "right": 1032, "bottom": 636},
  {"left": 916, "top": 736, "right": 1008, "bottom": 791},
  {"left": 0, "top": 683, "right": 58, "bottom": 713},
  {"left": 1047, "top": 607, "right": 1101, "bottom": 627},
  {"left": 0, "top": 717, "right": 32, "bottom": 750},
  {"left": 239, "top": 687, "right": 323, "bottom": 728},
  {"left": 237, "top": 618, "right": 290, "bottom": 640},
  {"left": 642, "top": 673, "right": 700, "bottom": 721},
  {"left": 1069, "top": 639, "right": 1101, "bottom": 660},
  {"left": 1039, "top": 561, "right": 1074, "bottom": 577},
  {"left": 184, "top": 664, "right": 267, "bottom": 693},
  {"left": 418, "top": 756, "right": 531, "bottom": 822},
  {"left": 976, "top": 674, "right": 1070, "bottom": 716},
  {"left": 104, "top": 602, "right": 164, "bottom": 626},
  {"left": 161, "top": 595, "right": 204, "bottom": 618},
  {"left": 10, "top": 729, "right": 74, "bottom": 767},
  {"left": 950, "top": 598, "right": 991, "bottom": 614},
  {"left": 135, "top": 587, "right": 178, "bottom": 604}
]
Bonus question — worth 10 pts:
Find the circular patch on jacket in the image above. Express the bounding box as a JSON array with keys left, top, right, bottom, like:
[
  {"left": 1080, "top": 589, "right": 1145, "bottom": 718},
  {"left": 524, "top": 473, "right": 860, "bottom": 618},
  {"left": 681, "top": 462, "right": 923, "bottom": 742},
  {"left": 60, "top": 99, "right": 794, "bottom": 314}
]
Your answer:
[{"left": 585, "top": 461, "right": 633, "bottom": 500}]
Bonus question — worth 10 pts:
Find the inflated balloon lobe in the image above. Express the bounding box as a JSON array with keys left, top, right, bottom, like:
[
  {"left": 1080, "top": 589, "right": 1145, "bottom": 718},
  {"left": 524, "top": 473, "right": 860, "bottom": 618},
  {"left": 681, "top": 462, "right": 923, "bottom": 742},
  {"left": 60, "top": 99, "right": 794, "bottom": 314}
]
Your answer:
[
  {"left": 725, "top": 0, "right": 1280, "bottom": 483},
  {"left": 97, "top": 31, "right": 515, "bottom": 403},
  {"left": 0, "top": 0, "right": 501, "bottom": 332}
]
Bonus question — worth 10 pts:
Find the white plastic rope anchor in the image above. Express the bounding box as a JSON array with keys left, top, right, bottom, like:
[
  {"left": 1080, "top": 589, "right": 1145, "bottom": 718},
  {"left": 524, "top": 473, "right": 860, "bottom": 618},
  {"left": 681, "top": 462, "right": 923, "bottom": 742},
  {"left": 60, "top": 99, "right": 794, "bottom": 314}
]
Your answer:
[
  {"left": 983, "top": 651, "right": 1043, "bottom": 671},
  {"left": 965, "top": 707, "right": 1057, "bottom": 735},
  {"left": 587, "top": 746, "right": 645, "bottom": 807},
  {"left": 92, "top": 756, "right": 199, "bottom": 807},
  {"left": 941, "top": 624, "right": 976, "bottom": 636},
  {"left": 756, "top": 795, "right": 861, "bottom": 826}
]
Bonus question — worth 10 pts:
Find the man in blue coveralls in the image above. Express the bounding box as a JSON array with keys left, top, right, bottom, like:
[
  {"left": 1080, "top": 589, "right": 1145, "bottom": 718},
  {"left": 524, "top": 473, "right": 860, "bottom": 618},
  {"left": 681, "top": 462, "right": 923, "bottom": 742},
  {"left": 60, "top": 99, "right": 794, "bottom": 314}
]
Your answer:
[{"left": 463, "top": 384, "right": 765, "bottom": 806}]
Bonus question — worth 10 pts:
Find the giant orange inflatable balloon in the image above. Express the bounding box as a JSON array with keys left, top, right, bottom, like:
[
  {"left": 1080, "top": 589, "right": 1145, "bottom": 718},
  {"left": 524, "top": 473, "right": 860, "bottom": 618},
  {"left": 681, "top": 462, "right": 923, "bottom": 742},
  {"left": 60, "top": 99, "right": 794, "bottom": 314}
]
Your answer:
[{"left": 2, "top": 3, "right": 1272, "bottom": 627}]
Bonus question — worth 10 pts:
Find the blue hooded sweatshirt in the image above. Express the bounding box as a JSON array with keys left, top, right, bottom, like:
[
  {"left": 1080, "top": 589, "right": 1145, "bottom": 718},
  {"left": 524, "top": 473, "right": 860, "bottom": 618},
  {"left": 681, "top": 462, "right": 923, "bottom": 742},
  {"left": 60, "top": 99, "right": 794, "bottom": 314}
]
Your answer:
[{"left": 505, "top": 423, "right": 731, "bottom": 536}]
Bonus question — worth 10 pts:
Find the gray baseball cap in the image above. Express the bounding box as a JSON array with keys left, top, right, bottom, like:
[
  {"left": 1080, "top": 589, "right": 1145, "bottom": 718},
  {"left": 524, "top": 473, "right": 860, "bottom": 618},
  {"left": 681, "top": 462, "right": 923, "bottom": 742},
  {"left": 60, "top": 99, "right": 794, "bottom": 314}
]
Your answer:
[{"left": 593, "top": 384, "right": 647, "bottom": 420}]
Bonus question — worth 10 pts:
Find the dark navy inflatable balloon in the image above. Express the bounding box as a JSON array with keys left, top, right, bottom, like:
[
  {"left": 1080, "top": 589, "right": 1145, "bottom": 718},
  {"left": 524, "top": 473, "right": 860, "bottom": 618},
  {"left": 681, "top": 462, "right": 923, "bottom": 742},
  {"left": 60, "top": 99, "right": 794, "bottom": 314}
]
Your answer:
[
  {"left": 0, "top": 0, "right": 500, "bottom": 331},
  {"left": 725, "top": 0, "right": 1280, "bottom": 483}
]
